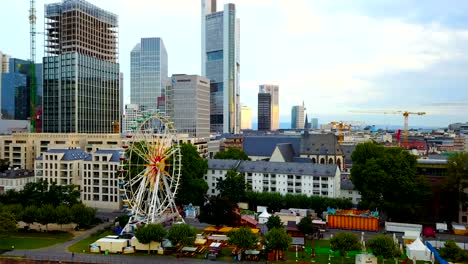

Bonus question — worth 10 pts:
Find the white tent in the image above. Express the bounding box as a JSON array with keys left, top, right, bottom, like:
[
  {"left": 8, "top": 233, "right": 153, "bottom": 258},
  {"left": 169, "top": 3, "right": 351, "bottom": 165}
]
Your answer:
[
  {"left": 258, "top": 210, "right": 271, "bottom": 224},
  {"left": 406, "top": 237, "right": 431, "bottom": 261}
]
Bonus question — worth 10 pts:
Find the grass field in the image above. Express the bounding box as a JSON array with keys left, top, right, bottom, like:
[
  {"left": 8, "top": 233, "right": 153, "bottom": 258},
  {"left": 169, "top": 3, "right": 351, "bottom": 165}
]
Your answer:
[
  {"left": 0, "top": 230, "right": 73, "bottom": 250},
  {"left": 68, "top": 229, "right": 115, "bottom": 253}
]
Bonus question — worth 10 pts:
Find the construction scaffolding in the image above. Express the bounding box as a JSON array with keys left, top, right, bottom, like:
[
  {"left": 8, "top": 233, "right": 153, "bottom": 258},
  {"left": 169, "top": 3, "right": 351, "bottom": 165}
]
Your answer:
[{"left": 44, "top": 0, "right": 118, "bottom": 62}]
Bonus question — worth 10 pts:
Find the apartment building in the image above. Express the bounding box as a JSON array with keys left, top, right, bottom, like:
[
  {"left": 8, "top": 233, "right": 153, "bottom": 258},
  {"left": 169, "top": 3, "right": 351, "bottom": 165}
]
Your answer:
[
  {"left": 0, "top": 133, "right": 121, "bottom": 170},
  {"left": 35, "top": 148, "right": 122, "bottom": 210},
  {"left": 206, "top": 159, "right": 341, "bottom": 198},
  {"left": 0, "top": 169, "right": 34, "bottom": 193}
]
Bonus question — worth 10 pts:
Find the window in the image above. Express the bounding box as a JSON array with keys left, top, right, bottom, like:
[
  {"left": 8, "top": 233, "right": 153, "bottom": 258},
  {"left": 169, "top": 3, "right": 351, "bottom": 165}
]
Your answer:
[
  {"left": 207, "top": 50, "right": 223, "bottom": 61},
  {"left": 212, "top": 170, "right": 215, "bottom": 174}
]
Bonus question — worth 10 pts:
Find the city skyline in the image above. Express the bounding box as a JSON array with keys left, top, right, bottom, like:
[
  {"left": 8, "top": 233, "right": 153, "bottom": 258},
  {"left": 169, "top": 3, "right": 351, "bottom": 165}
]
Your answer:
[{"left": 1, "top": 0, "right": 468, "bottom": 127}]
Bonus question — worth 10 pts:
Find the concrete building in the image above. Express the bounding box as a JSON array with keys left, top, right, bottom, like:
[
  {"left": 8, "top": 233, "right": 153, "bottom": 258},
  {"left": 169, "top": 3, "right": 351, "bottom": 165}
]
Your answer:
[
  {"left": 206, "top": 159, "right": 341, "bottom": 197},
  {"left": 240, "top": 105, "right": 252, "bottom": 130},
  {"left": 0, "top": 169, "right": 34, "bottom": 193},
  {"left": 340, "top": 177, "right": 361, "bottom": 205},
  {"left": 257, "top": 92, "right": 271, "bottom": 131},
  {"left": 122, "top": 104, "right": 142, "bottom": 134},
  {"left": 82, "top": 149, "right": 121, "bottom": 210},
  {"left": 259, "top": 85, "right": 279, "bottom": 130},
  {"left": 43, "top": 0, "right": 120, "bottom": 133},
  {"left": 166, "top": 74, "right": 210, "bottom": 138},
  {"left": 0, "top": 51, "right": 10, "bottom": 119},
  {"left": 0, "top": 133, "right": 121, "bottom": 170},
  {"left": 35, "top": 148, "right": 122, "bottom": 210},
  {"left": 291, "top": 103, "right": 305, "bottom": 129},
  {"left": 131, "top": 38, "right": 168, "bottom": 113},
  {"left": 202, "top": 0, "right": 240, "bottom": 134}
]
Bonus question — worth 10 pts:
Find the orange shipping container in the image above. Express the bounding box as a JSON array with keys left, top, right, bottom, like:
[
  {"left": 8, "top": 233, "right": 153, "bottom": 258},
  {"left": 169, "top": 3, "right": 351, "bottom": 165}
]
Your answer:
[{"left": 328, "top": 215, "right": 379, "bottom": 232}]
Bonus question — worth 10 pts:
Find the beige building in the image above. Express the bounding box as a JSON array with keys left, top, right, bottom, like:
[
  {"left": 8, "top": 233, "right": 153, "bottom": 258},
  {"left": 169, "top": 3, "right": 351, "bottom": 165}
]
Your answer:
[
  {"left": 240, "top": 105, "right": 252, "bottom": 130},
  {"left": 35, "top": 148, "right": 122, "bottom": 210},
  {"left": 0, "top": 169, "right": 34, "bottom": 193},
  {"left": 0, "top": 133, "right": 121, "bottom": 170}
]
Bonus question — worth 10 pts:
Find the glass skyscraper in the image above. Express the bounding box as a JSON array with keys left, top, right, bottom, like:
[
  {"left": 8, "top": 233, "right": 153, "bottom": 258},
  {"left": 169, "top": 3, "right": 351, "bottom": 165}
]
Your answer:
[
  {"left": 1, "top": 58, "right": 42, "bottom": 121},
  {"left": 43, "top": 0, "right": 120, "bottom": 133},
  {"left": 202, "top": 0, "right": 240, "bottom": 134},
  {"left": 259, "top": 84, "right": 279, "bottom": 130},
  {"left": 258, "top": 92, "right": 271, "bottom": 131},
  {"left": 291, "top": 103, "right": 305, "bottom": 129},
  {"left": 130, "top": 38, "right": 168, "bottom": 113}
]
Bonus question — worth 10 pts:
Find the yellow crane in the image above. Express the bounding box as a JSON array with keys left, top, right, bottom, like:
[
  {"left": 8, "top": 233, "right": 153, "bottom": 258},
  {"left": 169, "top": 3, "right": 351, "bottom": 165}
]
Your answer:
[
  {"left": 329, "top": 121, "right": 352, "bottom": 144},
  {"left": 350, "top": 110, "right": 426, "bottom": 143}
]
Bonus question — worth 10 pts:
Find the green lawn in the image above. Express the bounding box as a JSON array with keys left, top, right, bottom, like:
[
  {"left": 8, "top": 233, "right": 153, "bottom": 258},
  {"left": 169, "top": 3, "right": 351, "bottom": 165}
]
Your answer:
[
  {"left": 0, "top": 230, "right": 73, "bottom": 250},
  {"left": 68, "top": 229, "right": 115, "bottom": 253}
]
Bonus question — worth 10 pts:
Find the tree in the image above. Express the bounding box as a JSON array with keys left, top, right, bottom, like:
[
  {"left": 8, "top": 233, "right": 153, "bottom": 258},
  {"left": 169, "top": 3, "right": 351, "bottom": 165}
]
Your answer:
[
  {"left": 227, "top": 227, "right": 257, "bottom": 251},
  {"left": 0, "top": 159, "right": 9, "bottom": 172},
  {"left": 217, "top": 170, "right": 248, "bottom": 203},
  {"left": 439, "top": 240, "right": 468, "bottom": 262},
  {"left": 441, "top": 153, "right": 468, "bottom": 222},
  {"left": 350, "top": 142, "right": 430, "bottom": 221},
  {"left": 264, "top": 228, "right": 292, "bottom": 261},
  {"left": 71, "top": 203, "right": 96, "bottom": 229},
  {"left": 135, "top": 224, "right": 167, "bottom": 254},
  {"left": 330, "top": 232, "right": 361, "bottom": 257},
  {"left": 297, "top": 217, "right": 314, "bottom": 237},
  {"left": 176, "top": 143, "right": 208, "bottom": 206},
  {"left": 0, "top": 211, "right": 17, "bottom": 237},
  {"left": 167, "top": 223, "right": 196, "bottom": 246},
  {"left": 214, "top": 147, "right": 249, "bottom": 160},
  {"left": 115, "top": 214, "right": 130, "bottom": 228},
  {"left": 22, "top": 205, "right": 38, "bottom": 227},
  {"left": 367, "top": 235, "right": 400, "bottom": 259},
  {"left": 266, "top": 215, "right": 283, "bottom": 231},
  {"left": 36, "top": 204, "right": 56, "bottom": 231},
  {"left": 199, "top": 196, "right": 239, "bottom": 227},
  {"left": 55, "top": 205, "right": 72, "bottom": 229}
]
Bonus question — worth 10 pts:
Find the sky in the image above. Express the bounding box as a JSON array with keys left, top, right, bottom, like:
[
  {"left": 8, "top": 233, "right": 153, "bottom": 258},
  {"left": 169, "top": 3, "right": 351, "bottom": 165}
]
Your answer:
[{"left": 1, "top": 0, "right": 468, "bottom": 128}]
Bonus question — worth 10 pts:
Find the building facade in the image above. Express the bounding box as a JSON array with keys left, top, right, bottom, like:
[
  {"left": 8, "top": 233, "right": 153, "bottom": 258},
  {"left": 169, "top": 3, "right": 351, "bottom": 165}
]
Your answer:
[
  {"left": 166, "top": 74, "right": 210, "bottom": 138},
  {"left": 257, "top": 92, "right": 271, "bottom": 131},
  {"left": 291, "top": 104, "right": 305, "bottom": 129},
  {"left": 311, "top": 118, "right": 319, "bottom": 129},
  {"left": 202, "top": 0, "right": 240, "bottom": 134},
  {"left": 206, "top": 159, "right": 341, "bottom": 198},
  {"left": 130, "top": 38, "right": 168, "bottom": 113},
  {"left": 0, "top": 169, "right": 34, "bottom": 193},
  {"left": 0, "top": 133, "right": 121, "bottom": 170},
  {"left": 259, "top": 84, "right": 279, "bottom": 130},
  {"left": 122, "top": 104, "right": 142, "bottom": 134},
  {"left": 1, "top": 58, "right": 43, "bottom": 121},
  {"left": 35, "top": 148, "right": 122, "bottom": 210},
  {"left": 240, "top": 105, "right": 252, "bottom": 130},
  {"left": 43, "top": 0, "right": 120, "bottom": 133}
]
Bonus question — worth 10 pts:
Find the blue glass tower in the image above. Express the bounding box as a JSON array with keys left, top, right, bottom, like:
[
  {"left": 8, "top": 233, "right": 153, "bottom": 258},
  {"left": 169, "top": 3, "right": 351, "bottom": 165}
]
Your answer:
[
  {"left": 202, "top": 0, "right": 240, "bottom": 134},
  {"left": 130, "top": 38, "right": 168, "bottom": 113}
]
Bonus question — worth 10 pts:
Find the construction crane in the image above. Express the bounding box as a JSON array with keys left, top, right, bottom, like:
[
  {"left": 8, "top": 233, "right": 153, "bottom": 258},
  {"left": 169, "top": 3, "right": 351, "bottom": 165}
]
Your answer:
[
  {"left": 350, "top": 110, "right": 426, "bottom": 144},
  {"left": 29, "top": 0, "right": 37, "bottom": 132},
  {"left": 329, "top": 121, "right": 352, "bottom": 144}
]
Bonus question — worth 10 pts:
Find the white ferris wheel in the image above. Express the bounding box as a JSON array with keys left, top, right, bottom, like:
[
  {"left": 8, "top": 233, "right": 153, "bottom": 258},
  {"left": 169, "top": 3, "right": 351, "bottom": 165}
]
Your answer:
[{"left": 119, "top": 113, "right": 182, "bottom": 233}]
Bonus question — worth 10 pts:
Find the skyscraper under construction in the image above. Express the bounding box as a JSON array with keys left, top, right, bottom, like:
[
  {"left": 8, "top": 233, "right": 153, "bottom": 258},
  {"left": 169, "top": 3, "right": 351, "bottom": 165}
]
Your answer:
[{"left": 43, "top": 0, "right": 120, "bottom": 133}]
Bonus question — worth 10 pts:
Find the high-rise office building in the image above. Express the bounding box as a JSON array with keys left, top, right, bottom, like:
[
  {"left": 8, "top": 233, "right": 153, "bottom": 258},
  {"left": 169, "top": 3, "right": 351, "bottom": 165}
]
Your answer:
[
  {"left": 166, "top": 74, "right": 210, "bottom": 138},
  {"left": 1, "top": 58, "right": 43, "bottom": 121},
  {"left": 201, "top": 0, "right": 240, "bottom": 134},
  {"left": 131, "top": 37, "right": 168, "bottom": 113},
  {"left": 240, "top": 105, "right": 252, "bottom": 130},
  {"left": 43, "top": 0, "right": 120, "bottom": 133},
  {"left": 258, "top": 93, "right": 271, "bottom": 131},
  {"left": 259, "top": 84, "right": 279, "bottom": 130},
  {"left": 311, "top": 118, "right": 319, "bottom": 129},
  {"left": 291, "top": 103, "right": 305, "bottom": 129},
  {"left": 0, "top": 51, "right": 10, "bottom": 119}
]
